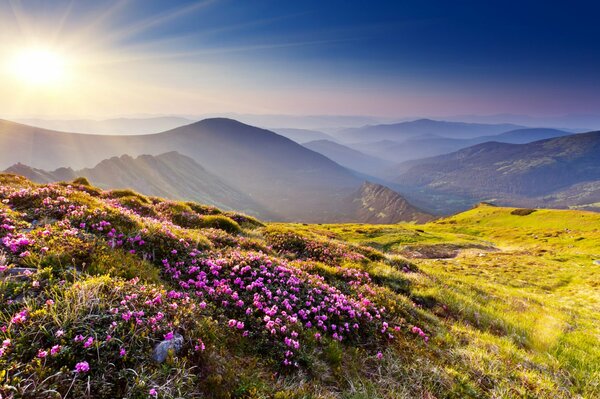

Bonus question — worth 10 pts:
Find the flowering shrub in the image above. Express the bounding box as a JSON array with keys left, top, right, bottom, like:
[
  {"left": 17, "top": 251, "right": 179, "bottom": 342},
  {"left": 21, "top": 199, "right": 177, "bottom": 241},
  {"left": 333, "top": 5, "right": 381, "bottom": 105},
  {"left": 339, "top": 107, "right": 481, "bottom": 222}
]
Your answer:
[
  {"left": 0, "top": 176, "right": 434, "bottom": 398},
  {"left": 264, "top": 227, "right": 367, "bottom": 264}
]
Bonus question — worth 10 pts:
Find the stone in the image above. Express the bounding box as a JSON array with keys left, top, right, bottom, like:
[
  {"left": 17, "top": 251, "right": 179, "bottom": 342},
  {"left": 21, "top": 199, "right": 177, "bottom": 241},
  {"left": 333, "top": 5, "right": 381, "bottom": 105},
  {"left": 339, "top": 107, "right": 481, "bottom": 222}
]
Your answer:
[{"left": 152, "top": 334, "right": 184, "bottom": 363}]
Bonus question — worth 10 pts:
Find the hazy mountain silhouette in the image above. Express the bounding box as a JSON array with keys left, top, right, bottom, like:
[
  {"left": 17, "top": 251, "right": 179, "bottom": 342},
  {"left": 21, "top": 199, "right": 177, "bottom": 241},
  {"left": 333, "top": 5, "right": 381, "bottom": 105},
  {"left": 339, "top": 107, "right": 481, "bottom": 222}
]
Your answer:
[
  {"left": 17, "top": 116, "right": 193, "bottom": 135},
  {"left": 391, "top": 131, "right": 600, "bottom": 208},
  {"left": 302, "top": 139, "right": 392, "bottom": 176},
  {"left": 271, "top": 128, "right": 337, "bottom": 143},
  {"left": 0, "top": 118, "right": 431, "bottom": 222},
  {"left": 352, "top": 128, "right": 571, "bottom": 162},
  {"left": 6, "top": 152, "right": 273, "bottom": 217},
  {"left": 340, "top": 119, "right": 523, "bottom": 142}
]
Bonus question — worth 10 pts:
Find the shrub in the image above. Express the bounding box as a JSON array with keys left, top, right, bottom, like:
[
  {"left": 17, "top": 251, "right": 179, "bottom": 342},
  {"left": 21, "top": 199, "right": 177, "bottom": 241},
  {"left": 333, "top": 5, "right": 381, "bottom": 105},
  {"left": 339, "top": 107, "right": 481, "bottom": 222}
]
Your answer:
[
  {"left": 72, "top": 177, "right": 91, "bottom": 186},
  {"left": 511, "top": 208, "right": 537, "bottom": 216},
  {"left": 197, "top": 215, "right": 241, "bottom": 234}
]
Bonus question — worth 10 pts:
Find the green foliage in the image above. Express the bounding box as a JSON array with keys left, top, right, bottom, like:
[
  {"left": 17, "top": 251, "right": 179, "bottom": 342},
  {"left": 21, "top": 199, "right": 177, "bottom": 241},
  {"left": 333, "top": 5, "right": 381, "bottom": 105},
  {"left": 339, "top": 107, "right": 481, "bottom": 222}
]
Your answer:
[
  {"left": 197, "top": 215, "right": 241, "bottom": 234},
  {"left": 72, "top": 176, "right": 91, "bottom": 186},
  {"left": 510, "top": 208, "right": 537, "bottom": 216}
]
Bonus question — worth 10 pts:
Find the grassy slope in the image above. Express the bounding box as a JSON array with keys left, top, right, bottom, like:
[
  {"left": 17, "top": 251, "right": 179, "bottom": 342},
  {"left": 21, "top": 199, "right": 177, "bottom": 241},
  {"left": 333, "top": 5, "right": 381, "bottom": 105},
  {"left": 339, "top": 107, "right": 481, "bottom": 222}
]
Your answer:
[
  {"left": 279, "top": 204, "right": 600, "bottom": 397},
  {"left": 1, "top": 173, "right": 598, "bottom": 398}
]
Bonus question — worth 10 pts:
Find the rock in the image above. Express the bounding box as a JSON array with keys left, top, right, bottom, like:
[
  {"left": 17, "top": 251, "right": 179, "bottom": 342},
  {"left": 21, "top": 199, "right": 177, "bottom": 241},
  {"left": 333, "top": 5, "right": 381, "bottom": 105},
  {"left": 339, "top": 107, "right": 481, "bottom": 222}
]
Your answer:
[
  {"left": 594, "top": 260, "right": 600, "bottom": 266},
  {"left": 152, "top": 334, "right": 184, "bottom": 363}
]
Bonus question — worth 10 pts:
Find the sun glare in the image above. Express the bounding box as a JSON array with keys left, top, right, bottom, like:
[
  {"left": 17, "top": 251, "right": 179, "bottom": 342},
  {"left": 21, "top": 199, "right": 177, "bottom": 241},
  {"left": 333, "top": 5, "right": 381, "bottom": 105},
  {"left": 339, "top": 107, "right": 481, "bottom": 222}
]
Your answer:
[{"left": 9, "top": 48, "right": 68, "bottom": 86}]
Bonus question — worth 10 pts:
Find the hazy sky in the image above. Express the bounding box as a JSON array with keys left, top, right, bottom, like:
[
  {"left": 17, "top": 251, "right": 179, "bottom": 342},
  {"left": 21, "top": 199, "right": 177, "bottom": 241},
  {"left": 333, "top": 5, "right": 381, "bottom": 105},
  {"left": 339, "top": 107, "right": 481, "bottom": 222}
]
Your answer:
[{"left": 1, "top": 0, "right": 599, "bottom": 118}]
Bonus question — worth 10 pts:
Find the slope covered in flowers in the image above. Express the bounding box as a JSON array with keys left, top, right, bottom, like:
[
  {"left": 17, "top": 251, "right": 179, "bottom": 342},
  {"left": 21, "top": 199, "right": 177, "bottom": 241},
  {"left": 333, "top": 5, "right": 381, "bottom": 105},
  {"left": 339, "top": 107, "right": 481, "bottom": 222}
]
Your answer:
[{"left": 0, "top": 174, "right": 434, "bottom": 398}]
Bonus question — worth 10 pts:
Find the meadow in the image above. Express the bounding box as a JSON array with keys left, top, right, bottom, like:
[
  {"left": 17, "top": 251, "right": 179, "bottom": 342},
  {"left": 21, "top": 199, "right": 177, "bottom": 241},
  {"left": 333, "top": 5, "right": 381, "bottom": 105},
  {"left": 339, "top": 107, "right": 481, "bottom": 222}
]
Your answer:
[{"left": 1, "top": 174, "right": 598, "bottom": 398}]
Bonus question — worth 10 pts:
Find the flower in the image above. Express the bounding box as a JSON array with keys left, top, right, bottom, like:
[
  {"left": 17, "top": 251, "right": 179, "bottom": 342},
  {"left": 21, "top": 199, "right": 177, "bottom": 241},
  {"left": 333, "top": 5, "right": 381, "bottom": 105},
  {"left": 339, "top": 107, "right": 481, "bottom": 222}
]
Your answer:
[
  {"left": 376, "top": 352, "right": 383, "bottom": 360},
  {"left": 149, "top": 388, "right": 158, "bottom": 397},
  {"left": 37, "top": 349, "right": 48, "bottom": 358},
  {"left": 74, "top": 361, "right": 90, "bottom": 373},
  {"left": 164, "top": 331, "right": 174, "bottom": 340},
  {"left": 119, "top": 347, "right": 126, "bottom": 357},
  {"left": 50, "top": 345, "right": 61, "bottom": 356}
]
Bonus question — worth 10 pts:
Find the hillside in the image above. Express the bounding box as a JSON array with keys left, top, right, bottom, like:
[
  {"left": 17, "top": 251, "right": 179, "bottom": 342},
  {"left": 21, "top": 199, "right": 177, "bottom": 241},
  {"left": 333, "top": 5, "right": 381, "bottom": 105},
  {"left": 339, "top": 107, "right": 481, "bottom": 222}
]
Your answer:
[
  {"left": 392, "top": 131, "right": 600, "bottom": 208},
  {"left": 6, "top": 160, "right": 432, "bottom": 224},
  {"left": 344, "top": 182, "right": 433, "bottom": 223},
  {"left": 271, "top": 128, "right": 337, "bottom": 143},
  {"left": 339, "top": 118, "right": 523, "bottom": 142},
  {"left": 6, "top": 152, "right": 272, "bottom": 217},
  {"left": 352, "top": 128, "right": 570, "bottom": 162},
  {"left": 1, "top": 175, "right": 595, "bottom": 398},
  {"left": 302, "top": 139, "right": 392, "bottom": 175},
  {"left": 0, "top": 118, "right": 364, "bottom": 221},
  {"left": 15, "top": 117, "right": 193, "bottom": 135}
]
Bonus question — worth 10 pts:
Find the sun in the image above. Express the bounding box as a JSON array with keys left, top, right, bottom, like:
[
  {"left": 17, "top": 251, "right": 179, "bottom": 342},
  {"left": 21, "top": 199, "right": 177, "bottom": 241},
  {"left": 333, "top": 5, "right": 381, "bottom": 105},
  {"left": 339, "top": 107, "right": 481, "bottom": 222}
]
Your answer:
[{"left": 9, "top": 48, "right": 68, "bottom": 87}]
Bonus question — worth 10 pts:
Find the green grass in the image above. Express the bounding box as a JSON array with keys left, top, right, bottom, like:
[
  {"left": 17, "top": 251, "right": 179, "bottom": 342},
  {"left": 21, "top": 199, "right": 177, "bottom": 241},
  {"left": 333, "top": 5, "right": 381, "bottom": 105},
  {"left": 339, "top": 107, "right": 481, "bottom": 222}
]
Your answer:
[
  {"left": 2, "top": 175, "right": 599, "bottom": 398},
  {"left": 276, "top": 204, "right": 600, "bottom": 397}
]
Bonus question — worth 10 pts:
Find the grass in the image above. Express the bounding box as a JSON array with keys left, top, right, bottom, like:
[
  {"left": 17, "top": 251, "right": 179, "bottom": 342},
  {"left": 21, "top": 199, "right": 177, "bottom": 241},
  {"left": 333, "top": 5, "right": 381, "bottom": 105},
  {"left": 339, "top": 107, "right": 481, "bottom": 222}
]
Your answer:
[
  {"left": 1, "top": 176, "right": 599, "bottom": 398},
  {"left": 278, "top": 203, "right": 600, "bottom": 397}
]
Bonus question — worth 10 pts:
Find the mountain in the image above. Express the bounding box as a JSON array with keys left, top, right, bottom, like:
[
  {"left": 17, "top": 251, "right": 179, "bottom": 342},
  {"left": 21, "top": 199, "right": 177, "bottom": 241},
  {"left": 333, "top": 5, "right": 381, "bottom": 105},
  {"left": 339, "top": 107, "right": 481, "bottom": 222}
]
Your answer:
[
  {"left": 0, "top": 118, "right": 362, "bottom": 220},
  {"left": 340, "top": 118, "right": 523, "bottom": 142},
  {"left": 16, "top": 116, "right": 193, "bottom": 135},
  {"left": 352, "top": 128, "right": 571, "bottom": 162},
  {"left": 342, "top": 182, "right": 434, "bottom": 223},
  {"left": 271, "top": 128, "right": 337, "bottom": 143},
  {"left": 302, "top": 139, "right": 392, "bottom": 176},
  {"left": 391, "top": 131, "right": 600, "bottom": 210},
  {"left": 5, "top": 152, "right": 272, "bottom": 217},
  {"left": 0, "top": 118, "right": 430, "bottom": 222}
]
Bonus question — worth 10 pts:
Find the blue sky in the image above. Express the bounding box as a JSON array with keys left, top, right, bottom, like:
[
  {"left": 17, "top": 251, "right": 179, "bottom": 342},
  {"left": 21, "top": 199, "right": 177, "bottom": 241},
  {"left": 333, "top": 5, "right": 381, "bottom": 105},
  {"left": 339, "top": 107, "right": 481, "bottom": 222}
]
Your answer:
[{"left": 1, "top": 0, "right": 599, "bottom": 117}]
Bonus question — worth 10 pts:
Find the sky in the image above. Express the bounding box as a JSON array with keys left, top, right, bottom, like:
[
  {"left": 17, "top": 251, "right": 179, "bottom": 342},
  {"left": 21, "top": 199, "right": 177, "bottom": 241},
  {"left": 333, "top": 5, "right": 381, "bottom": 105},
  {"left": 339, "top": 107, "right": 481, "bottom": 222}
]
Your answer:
[{"left": 0, "top": 0, "right": 599, "bottom": 119}]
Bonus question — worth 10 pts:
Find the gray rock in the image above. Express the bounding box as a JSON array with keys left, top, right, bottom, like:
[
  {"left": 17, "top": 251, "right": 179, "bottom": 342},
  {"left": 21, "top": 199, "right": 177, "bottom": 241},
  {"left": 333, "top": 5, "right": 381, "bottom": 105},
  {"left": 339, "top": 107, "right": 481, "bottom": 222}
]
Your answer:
[
  {"left": 594, "top": 260, "right": 600, "bottom": 265},
  {"left": 152, "top": 334, "right": 184, "bottom": 363}
]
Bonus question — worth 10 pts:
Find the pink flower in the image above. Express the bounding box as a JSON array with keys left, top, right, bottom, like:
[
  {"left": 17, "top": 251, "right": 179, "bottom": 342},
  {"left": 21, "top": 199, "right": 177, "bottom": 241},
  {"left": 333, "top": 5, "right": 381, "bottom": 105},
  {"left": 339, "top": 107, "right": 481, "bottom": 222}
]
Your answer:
[
  {"left": 37, "top": 349, "right": 48, "bottom": 358},
  {"left": 83, "top": 337, "right": 94, "bottom": 348},
  {"left": 149, "top": 388, "right": 158, "bottom": 397},
  {"left": 194, "top": 339, "right": 205, "bottom": 352},
  {"left": 45, "top": 299, "right": 54, "bottom": 306},
  {"left": 74, "top": 361, "right": 90, "bottom": 373},
  {"left": 164, "top": 331, "right": 174, "bottom": 340},
  {"left": 50, "top": 345, "right": 61, "bottom": 356},
  {"left": 376, "top": 352, "right": 383, "bottom": 360},
  {"left": 55, "top": 329, "right": 64, "bottom": 337},
  {"left": 119, "top": 348, "right": 126, "bottom": 357}
]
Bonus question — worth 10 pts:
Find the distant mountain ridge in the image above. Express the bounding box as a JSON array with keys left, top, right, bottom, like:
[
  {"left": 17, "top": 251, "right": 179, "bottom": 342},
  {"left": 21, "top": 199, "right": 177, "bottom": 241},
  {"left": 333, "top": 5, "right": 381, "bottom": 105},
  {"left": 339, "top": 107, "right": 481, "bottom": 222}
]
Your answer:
[
  {"left": 6, "top": 152, "right": 272, "bottom": 217},
  {"left": 340, "top": 118, "right": 524, "bottom": 142},
  {"left": 0, "top": 117, "right": 431, "bottom": 222},
  {"left": 391, "top": 131, "right": 600, "bottom": 210},
  {"left": 302, "top": 139, "right": 392, "bottom": 176},
  {"left": 16, "top": 116, "right": 193, "bottom": 135},
  {"left": 352, "top": 128, "right": 571, "bottom": 163}
]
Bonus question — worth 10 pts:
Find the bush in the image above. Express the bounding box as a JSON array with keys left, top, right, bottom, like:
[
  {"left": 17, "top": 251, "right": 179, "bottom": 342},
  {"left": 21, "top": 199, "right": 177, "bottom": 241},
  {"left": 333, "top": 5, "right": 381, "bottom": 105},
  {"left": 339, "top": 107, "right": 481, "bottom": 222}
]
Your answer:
[
  {"left": 107, "top": 189, "right": 150, "bottom": 204},
  {"left": 198, "top": 215, "right": 241, "bottom": 234},
  {"left": 72, "top": 177, "right": 91, "bottom": 186},
  {"left": 511, "top": 208, "right": 537, "bottom": 216}
]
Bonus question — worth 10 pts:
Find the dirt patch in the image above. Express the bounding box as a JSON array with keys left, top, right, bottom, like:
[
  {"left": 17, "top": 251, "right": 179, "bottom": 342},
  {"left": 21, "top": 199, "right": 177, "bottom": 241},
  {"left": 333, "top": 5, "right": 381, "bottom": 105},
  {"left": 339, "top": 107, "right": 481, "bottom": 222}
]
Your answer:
[{"left": 398, "top": 243, "right": 497, "bottom": 259}]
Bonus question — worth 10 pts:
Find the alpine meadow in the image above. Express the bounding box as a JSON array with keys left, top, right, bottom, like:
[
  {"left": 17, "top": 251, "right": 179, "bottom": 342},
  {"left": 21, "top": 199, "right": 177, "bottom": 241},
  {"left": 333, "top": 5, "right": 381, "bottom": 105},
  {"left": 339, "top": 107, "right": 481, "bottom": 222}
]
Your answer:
[{"left": 0, "top": 1, "right": 599, "bottom": 399}]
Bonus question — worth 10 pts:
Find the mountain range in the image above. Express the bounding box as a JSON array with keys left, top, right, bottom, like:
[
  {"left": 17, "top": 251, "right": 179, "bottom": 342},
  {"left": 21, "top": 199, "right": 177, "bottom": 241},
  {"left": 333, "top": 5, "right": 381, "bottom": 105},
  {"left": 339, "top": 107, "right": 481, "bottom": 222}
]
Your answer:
[
  {"left": 1, "top": 116, "right": 598, "bottom": 218},
  {"left": 339, "top": 119, "right": 524, "bottom": 142},
  {"left": 0, "top": 118, "right": 431, "bottom": 222},
  {"left": 350, "top": 128, "right": 571, "bottom": 163},
  {"left": 390, "top": 131, "right": 600, "bottom": 211}
]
